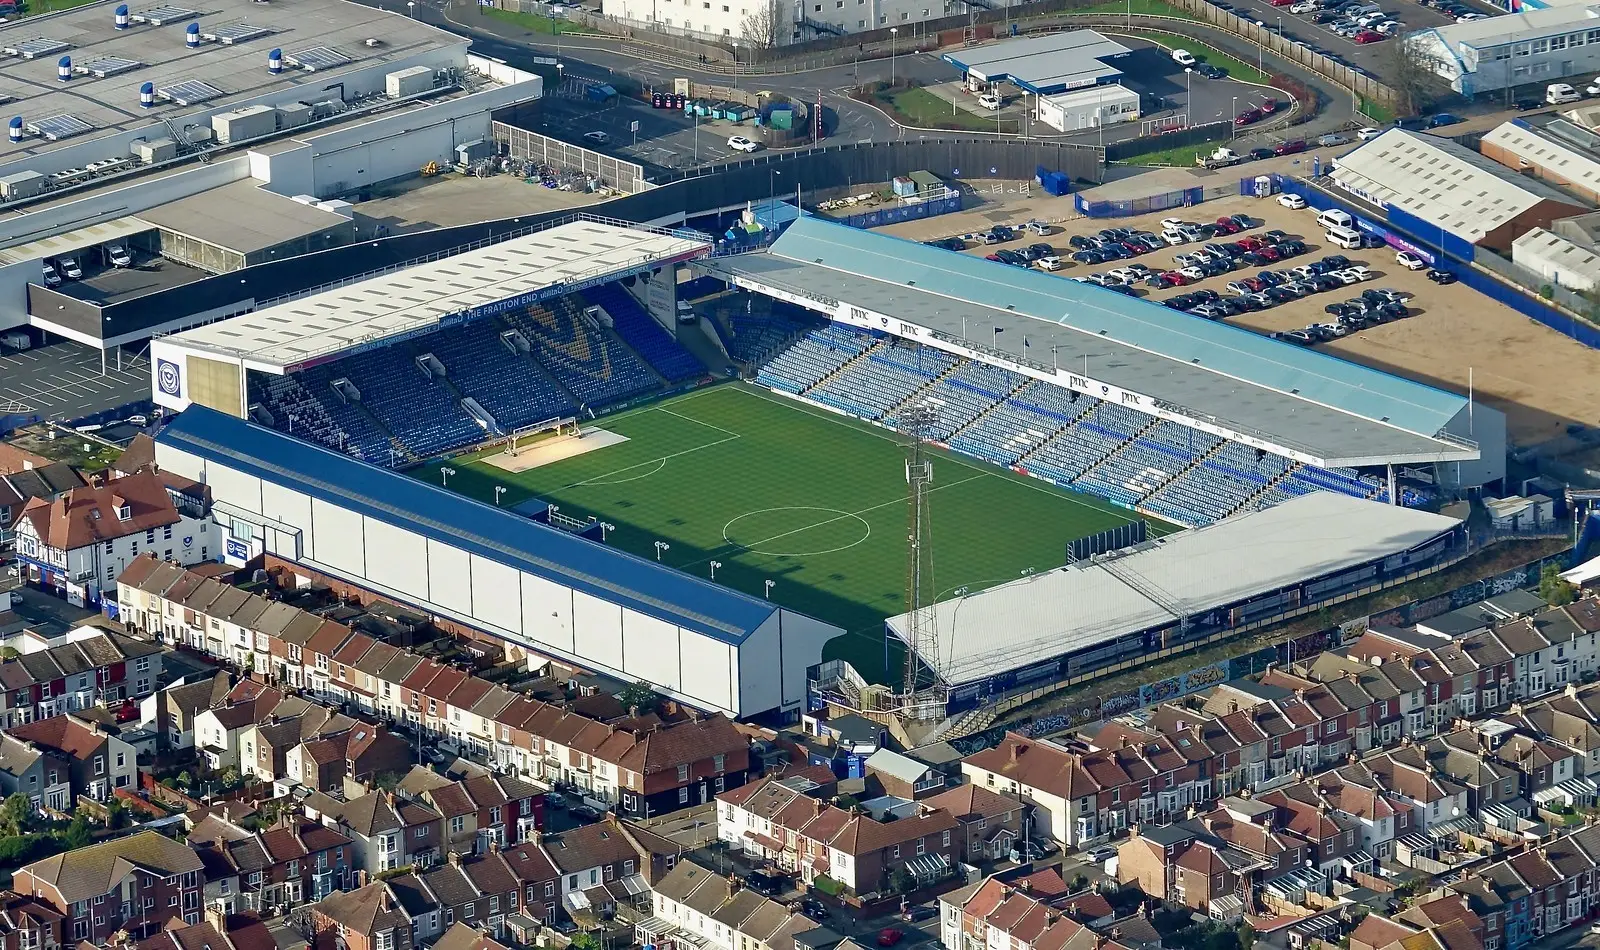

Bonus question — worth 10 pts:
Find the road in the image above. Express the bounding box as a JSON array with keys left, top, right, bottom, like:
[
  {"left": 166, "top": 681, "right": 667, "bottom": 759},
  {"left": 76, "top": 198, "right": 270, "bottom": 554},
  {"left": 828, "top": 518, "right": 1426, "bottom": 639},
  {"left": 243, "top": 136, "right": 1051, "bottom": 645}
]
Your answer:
[{"left": 368, "top": 0, "right": 1360, "bottom": 158}]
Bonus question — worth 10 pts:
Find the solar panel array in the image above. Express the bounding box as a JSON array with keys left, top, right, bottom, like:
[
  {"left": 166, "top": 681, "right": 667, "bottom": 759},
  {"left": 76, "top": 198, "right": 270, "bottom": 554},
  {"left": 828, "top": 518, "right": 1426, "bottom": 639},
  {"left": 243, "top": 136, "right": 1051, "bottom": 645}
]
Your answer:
[
  {"left": 204, "top": 22, "right": 272, "bottom": 43},
  {"left": 285, "top": 45, "right": 350, "bottom": 71},
  {"left": 5, "top": 38, "right": 70, "bottom": 58},
  {"left": 158, "top": 78, "right": 225, "bottom": 105},
  {"left": 81, "top": 56, "right": 144, "bottom": 77},
  {"left": 27, "top": 114, "right": 93, "bottom": 140},
  {"left": 132, "top": 4, "right": 197, "bottom": 23}
]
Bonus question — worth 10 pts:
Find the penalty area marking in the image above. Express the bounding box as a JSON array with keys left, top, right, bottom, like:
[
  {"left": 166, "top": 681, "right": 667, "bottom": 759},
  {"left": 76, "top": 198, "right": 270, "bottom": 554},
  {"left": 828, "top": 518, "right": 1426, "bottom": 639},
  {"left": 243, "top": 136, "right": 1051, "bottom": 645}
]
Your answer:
[{"left": 722, "top": 506, "right": 872, "bottom": 557}]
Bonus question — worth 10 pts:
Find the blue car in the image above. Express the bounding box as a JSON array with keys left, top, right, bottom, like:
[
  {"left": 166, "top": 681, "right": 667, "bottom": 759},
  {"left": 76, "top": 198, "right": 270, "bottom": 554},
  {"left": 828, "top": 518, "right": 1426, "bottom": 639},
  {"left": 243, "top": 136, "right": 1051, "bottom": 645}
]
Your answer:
[{"left": 1428, "top": 113, "right": 1463, "bottom": 127}]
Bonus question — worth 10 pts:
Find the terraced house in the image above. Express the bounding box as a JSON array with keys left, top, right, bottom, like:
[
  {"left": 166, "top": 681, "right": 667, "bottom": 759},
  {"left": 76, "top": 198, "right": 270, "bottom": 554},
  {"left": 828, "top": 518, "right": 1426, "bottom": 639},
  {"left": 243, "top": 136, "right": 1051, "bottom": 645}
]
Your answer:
[
  {"left": 0, "top": 632, "right": 162, "bottom": 727},
  {"left": 118, "top": 555, "right": 756, "bottom": 819},
  {"left": 14, "top": 831, "right": 205, "bottom": 941}
]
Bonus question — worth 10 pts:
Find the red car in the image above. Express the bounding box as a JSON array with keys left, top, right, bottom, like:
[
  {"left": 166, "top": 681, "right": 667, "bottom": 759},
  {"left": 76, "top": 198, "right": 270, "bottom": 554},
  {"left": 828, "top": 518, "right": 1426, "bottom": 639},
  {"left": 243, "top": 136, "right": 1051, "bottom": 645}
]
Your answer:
[
  {"left": 878, "top": 931, "right": 905, "bottom": 948},
  {"left": 1159, "top": 270, "right": 1189, "bottom": 285},
  {"left": 1354, "top": 29, "right": 1386, "bottom": 42},
  {"left": 1242, "top": 276, "right": 1264, "bottom": 291},
  {"left": 1235, "top": 109, "right": 1263, "bottom": 126},
  {"left": 1259, "top": 97, "right": 1280, "bottom": 114},
  {"left": 1237, "top": 236, "right": 1265, "bottom": 251},
  {"left": 1212, "top": 220, "right": 1240, "bottom": 235},
  {"left": 1274, "top": 140, "right": 1308, "bottom": 155},
  {"left": 1255, "top": 246, "right": 1282, "bottom": 262}
]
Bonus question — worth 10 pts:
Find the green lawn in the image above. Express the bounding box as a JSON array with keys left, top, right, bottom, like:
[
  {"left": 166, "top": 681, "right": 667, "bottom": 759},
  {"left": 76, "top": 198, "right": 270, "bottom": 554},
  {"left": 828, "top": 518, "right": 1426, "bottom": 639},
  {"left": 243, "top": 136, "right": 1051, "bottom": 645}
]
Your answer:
[
  {"left": 419, "top": 383, "right": 1163, "bottom": 682},
  {"left": 881, "top": 87, "right": 1019, "bottom": 133},
  {"left": 1113, "top": 129, "right": 1231, "bottom": 165},
  {"left": 1073, "top": 0, "right": 1198, "bottom": 18},
  {"left": 480, "top": 6, "right": 584, "bottom": 34},
  {"left": 1357, "top": 96, "right": 1397, "bottom": 124}
]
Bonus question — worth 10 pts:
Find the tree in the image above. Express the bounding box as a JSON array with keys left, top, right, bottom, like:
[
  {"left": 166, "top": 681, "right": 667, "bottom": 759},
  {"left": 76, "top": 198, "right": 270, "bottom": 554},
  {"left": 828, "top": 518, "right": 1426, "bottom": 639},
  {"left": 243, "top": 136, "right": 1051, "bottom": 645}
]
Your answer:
[
  {"left": 1238, "top": 923, "right": 1256, "bottom": 950},
  {"left": 1540, "top": 563, "right": 1578, "bottom": 606},
  {"left": 740, "top": 0, "right": 784, "bottom": 48},
  {"left": 0, "top": 794, "right": 34, "bottom": 837},
  {"left": 1384, "top": 35, "right": 1445, "bottom": 117},
  {"left": 62, "top": 815, "right": 91, "bottom": 849},
  {"left": 570, "top": 934, "right": 605, "bottom": 950},
  {"left": 219, "top": 766, "right": 241, "bottom": 789},
  {"left": 176, "top": 770, "right": 193, "bottom": 790},
  {"left": 618, "top": 681, "right": 662, "bottom": 715}
]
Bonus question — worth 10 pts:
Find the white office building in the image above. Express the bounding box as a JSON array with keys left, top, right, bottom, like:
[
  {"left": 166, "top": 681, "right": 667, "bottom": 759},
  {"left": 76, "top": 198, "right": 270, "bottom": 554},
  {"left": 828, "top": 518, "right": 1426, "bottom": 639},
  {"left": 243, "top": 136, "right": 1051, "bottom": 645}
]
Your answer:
[{"left": 1410, "top": 4, "right": 1600, "bottom": 94}]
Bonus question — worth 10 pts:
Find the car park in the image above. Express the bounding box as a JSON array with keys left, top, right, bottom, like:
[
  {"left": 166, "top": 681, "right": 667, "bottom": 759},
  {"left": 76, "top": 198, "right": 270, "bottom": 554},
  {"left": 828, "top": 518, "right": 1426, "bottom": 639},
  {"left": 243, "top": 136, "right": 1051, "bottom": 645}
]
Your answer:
[
  {"left": 1036, "top": 255, "right": 1064, "bottom": 271},
  {"left": 1427, "top": 267, "right": 1457, "bottom": 284},
  {"left": 106, "top": 244, "right": 132, "bottom": 267},
  {"left": 59, "top": 256, "right": 82, "bottom": 279},
  {"left": 1275, "top": 140, "right": 1309, "bottom": 155},
  {"left": 1277, "top": 193, "right": 1307, "bottom": 210},
  {"left": 1024, "top": 219, "right": 1051, "bottom": 235},
  {"left": 924, "top": 236, "right": 966, "bottom": 251},
  {"left": 1353, "top": 29, "right": 1386, "bottom": 41}
]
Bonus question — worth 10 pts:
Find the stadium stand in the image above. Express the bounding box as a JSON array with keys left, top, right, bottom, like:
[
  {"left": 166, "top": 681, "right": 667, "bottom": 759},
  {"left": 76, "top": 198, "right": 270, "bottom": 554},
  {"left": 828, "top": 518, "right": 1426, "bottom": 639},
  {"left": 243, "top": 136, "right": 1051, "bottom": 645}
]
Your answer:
[
  {"left": 417, "top": 320, "right": 576, "bottom": 431},
  {"left": 582, "top": 284, "right": 704, "bottom": 382},
  {"left": 752, "top": 321, "right": 1433, "bottom": 528},
  {"left": 712, "top": 299, "right": 817, "bottom": 365},
  {"left": 503, "top": 299, "right": 659, "bottom": 408}
]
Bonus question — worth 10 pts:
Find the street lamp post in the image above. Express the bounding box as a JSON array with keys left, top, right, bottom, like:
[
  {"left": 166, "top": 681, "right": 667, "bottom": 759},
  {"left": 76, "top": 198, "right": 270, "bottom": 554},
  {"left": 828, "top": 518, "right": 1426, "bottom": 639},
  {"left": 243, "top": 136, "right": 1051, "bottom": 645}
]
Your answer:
[
  {"left": 1231, "top": 95, "right": 1238, "bottom": 140},
  {"left": 439, "top": 466, "right": 455, "bottom": 487},
  {"left": 598, "top": 521, "right": 616, "bottom": 541},
  {"left": 764, "top": 579, "right": 776, "bottom": 599},
  {"left": 654, "top": 541, "right": 671, "bottom": 561},
  {"left": 710, "top": 560, "right": 722, "bottom": 580},
  {"left": 1184, "top": 68, "right": 1192, "bottom": 127},
  {"left": 493, "top": 486, "right": 506, "bottom": 506},
  {"left": 406, "top": 0, "right": 414, "bottom": 15},
  {"left": 890, "top": 27, "right": 899, "bottom": 86},
  {"left": 731, "top": 41, "right": 739, "bottom": 89}
]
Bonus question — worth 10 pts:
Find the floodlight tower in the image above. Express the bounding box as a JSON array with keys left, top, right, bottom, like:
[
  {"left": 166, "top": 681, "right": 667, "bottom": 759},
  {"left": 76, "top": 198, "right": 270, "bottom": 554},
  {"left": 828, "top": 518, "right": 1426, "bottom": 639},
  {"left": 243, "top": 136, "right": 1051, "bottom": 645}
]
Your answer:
[{"left": 901, "top": 403, "right": 938, "bottom": 704}]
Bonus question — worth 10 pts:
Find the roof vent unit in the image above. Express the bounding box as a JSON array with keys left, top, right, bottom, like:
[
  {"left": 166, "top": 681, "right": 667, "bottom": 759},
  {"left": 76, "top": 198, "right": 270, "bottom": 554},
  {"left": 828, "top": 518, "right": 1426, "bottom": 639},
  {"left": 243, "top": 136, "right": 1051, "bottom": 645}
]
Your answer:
[
  {"left": 277, "top": 100, "right": 311, "bottom": 128},
  {"left": 6, "top": 116, "right": 19, "bottom": 143},
  {"left": 210, "top": 103, "right": 278, "bottom": 142},
  {"left": 385, "top": 65, "right": 433, "bottom": 98},
  {"left": 133, "top": 137, "right": 178, "bottom": 163},
  {"left": 267, "top": 47, "right": 282, "bottom": 73},
  {"left": 185, "top": 21, "right": 201, "bottom": 47},
  {"left": 140, "top": 81, "right": 155, "bottom": 108},
  {"left": 0, "top": 170, "right": 48, "bottom": 200},
  {"left": 57, "top": 55, "right": 71, "bottom": 81},
  {"left": 115, "top": 4, "right": 130, "bottom": 28},
  {"left": 364, "top": 37, "right": 382, "bottom": 47}
]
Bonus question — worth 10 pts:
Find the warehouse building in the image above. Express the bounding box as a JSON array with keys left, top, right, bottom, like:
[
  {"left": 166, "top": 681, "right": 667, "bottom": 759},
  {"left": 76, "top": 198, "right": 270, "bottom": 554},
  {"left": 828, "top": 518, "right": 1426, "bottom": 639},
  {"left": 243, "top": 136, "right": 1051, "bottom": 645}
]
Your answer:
[
  {"left": 1329, "top": 129, "right": 1590, "bottom": 251},
  {"left": 1513, "top": 227, "right": 1600, "bottom": 290},
  {"left": 1409, "top": 5, "right": 1600, "bottom": 94},
  {"left": 0, "top": 0, "right": 542, "bottom": 364},
  {"left": 151, "top": 405, "right": 839, "bottom": 720},
  {"left": 942, "top": 31, "right": 1132, "bottom": 94},
  {"left": 1036, "top": 84, "right": 1141, "bottom": 133},
  {"left": 1479, "top": 119, "right": 1600, "bottom": 204}
]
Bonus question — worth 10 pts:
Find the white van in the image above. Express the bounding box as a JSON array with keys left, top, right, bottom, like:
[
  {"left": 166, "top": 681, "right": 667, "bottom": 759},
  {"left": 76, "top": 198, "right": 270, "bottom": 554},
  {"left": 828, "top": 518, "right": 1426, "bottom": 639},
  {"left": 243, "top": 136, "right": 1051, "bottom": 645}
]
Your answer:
[
  {"left": 1325, "top": 224, "right": 1363, "bottom": 249},
  {"left": 1316, "top": 208, "right": 1355, "bottom": 231},
  {"left": 1548, "top": 82, "right": 1581, "bottom": 104}
]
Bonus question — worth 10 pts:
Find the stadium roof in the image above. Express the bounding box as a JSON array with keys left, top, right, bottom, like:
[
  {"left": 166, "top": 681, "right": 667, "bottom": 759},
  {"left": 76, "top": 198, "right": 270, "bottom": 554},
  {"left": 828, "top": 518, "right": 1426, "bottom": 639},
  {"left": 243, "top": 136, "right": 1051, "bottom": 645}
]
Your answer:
[
  {"left": 156, "top": 404, "right": 786, "bottom": 645},
  {"left": 1331, "top": 129, "right": 1584, "bottom": 242},
  {"left": 887, "top": 492, "right": 1461, "bottom": 686},
  {"left": 0, "top": 0, "right": 455, "bottom": 168},
  {"left": 164, "top": 219, "right": 710, "bottom": 371},
  {"left": 940, "top": 31, "right": 1129, "bottom": 94},
  {"left": 715, "top": 216, "right": 1478, "bottom": 467}
]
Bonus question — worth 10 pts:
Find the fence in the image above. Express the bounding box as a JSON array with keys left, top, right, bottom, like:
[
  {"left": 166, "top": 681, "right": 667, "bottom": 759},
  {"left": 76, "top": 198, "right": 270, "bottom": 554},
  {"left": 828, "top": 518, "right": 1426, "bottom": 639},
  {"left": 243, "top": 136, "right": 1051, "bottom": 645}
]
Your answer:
[
  {"left": 1072, "top": 182, "right": 1237, "bottom": 217},
  {"left": 491, "top": 121, "right": 651, "bottom": 193},
  {"left": 833, "top": 191, "right": 963, "bottom": 228},
  {"left": 1103, "top": 120, "right": 1233, "bottom": 163}
]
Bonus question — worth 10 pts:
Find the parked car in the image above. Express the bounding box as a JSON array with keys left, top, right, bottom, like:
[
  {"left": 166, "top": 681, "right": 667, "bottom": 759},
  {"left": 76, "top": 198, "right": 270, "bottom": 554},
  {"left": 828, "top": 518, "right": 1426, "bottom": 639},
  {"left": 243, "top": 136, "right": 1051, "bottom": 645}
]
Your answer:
[
  {"left": 923, "top": 236, "right": 966, "bottom": 251},
  {"left": 1353, "top": 29, "right": 1386, "bottom": 41},
  {"left": 1196, "top": 63, "right": 1227, "bottom": 78},
  {"left": 106, "top": 244, "right": 133, "bottom": 267},
  {"left": 41, "top": 261, "right": 60, "bottom": 287},
  {"left": 1172, "top": 48, "right": 1197, "bottom": 66},
  {"left": 878, "top": 931, "right": 905, "bottom": 948},
  {"left": 1277, "top": 193, "right": 1307, "bottom": 210},
  {"left": 1275, "top": 140, "right": 1309, "bottom": 155},
  {"left": 59, "top": 256, "right": 82, "bottom": 279},
  {"left": 582, "top": 131, "right": 610, "bottom": 145},
  {"left": 1427, "top": 267, "right": 1457, "bottom": 284},
  {"left": 727, "top": 135, "right": 760, "bottom": 152},
  {"left": 1356, "top": 127, "right": 1383, "bottom": 141},
  {"left": 1024, "top": 219, "right": 1051, "bottom": 235},
  {"left": 1318, "top": 133, "right": 1349, "bottom": 146},
  {"left": 1036, "top": 255, "right": 1064, "bottom": 271},
  {"left": 1396, "top": 250, "right": 1427, "bottom": 270},
  {"left": 1235, "top": 108, "right": 1264, "bottom": 126},
  {"left": 1427, "top": 112, "right": 1463, "bottom": 127}
]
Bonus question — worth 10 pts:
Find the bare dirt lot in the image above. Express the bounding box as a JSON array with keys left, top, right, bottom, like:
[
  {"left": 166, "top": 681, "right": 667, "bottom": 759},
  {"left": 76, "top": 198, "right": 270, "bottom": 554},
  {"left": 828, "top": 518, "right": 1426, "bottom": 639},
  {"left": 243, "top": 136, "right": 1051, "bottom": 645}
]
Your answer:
[{"left": 885, "top": 190, "right": 1600, "bottom": 447}]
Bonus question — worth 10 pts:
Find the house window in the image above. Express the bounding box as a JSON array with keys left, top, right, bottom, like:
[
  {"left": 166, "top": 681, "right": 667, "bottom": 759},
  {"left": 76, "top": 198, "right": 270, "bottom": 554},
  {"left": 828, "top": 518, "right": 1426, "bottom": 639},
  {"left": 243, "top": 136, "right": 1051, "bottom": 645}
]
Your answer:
[
  {"left": 677, "top": 764, "right": 690, "bottom": 782},
  {"left": 416, "top": 827, "right": 429, "bottom": 838},
  {"left": 679, "top": 787, "right": 689, "bottom": 804},
  {"left": 451, "top": 816, "right": 466, "bottom": 834},
  {"left": 465, "top": 903, "right": 475, "bottom": 919},
  {"left": 942, "top": 831, "right": 951, "bottom": 847}
]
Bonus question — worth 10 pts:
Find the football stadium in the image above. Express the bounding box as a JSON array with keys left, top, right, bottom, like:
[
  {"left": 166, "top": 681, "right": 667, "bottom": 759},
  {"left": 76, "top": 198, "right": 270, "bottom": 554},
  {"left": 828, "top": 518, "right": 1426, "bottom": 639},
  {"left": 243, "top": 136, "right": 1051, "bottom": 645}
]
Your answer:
[{"left": 148, "top": 212, "right": 1502, "bottom": 726}]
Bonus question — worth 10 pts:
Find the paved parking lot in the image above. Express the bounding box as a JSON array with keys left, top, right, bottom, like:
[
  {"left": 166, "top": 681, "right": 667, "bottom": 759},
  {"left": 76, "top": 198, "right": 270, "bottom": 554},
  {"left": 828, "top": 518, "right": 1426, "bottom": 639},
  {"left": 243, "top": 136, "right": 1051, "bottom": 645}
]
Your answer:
[
  {"left": 537, "top": 89, "right": 759, "bottom": 170},
  {"left": 1209, "top": 0, "right": 1502, "bottom": 82},
  {"left": 887, "top": 192, "right": 1600, "bottom": 445},
  {"left": 0, "top": 342, "right": 150, "bottom": 419}
]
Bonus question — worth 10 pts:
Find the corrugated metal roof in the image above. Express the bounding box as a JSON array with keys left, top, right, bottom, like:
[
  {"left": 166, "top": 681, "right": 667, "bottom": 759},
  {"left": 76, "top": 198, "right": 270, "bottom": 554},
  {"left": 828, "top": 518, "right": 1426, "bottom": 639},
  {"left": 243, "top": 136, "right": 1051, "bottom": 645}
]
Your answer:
[
  {"left": 737, "top": 217, "right": 1473, "bottom": 461},
  {"left": 1331, "top": 129, "right": 1580, "bottom": 241},
  {"left": 941, "top": 31, "right": 1128, "bottom": 93},
  {"left": 886, "top": 492, "right": 1461, "bottom": 685},
  {"left": 156, "top": 405, "right": 780, "bottom": 644}
]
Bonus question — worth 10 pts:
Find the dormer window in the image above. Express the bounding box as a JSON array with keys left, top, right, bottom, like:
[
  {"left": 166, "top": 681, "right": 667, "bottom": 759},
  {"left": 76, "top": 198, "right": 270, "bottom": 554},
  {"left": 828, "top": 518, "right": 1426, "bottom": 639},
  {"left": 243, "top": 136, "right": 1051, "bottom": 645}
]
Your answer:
[{"left": 116, "top": 504, "right": 131, "bottom": 521}]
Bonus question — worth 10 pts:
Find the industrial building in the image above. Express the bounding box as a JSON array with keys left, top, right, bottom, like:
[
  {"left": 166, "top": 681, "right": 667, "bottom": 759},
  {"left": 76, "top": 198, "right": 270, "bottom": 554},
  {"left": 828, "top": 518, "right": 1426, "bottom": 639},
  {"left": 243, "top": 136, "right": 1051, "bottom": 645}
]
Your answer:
[
  {"left": 1329, "top": 129, "right": 1590, "bottom": 251},
  {"left": 1480, "top": 118, "right": 1600, "bottom": 205},
  {"left": 151, "top": 403, "right": 839, "bottom": 719},
  {"left": 1408, "top": 5, "right": 1600, "bottom": 94},
  {"left": 884, "top": 492, "right": 1464, "bottom": 710},
  {"left": 941, "top": 31, "right": 1132, "bottom": 95},
  {"left": 1512, "top": 227, "right": 1600, "bottom": 289},
  {"left": 0, "top": 0, "right": 542, "bottom": 366},
  {"left": 1035, "top": 84, "right": 1141, "bottom": 133},
  {"left": 599, "top": 0, "right": 969, "bottom": 45}
]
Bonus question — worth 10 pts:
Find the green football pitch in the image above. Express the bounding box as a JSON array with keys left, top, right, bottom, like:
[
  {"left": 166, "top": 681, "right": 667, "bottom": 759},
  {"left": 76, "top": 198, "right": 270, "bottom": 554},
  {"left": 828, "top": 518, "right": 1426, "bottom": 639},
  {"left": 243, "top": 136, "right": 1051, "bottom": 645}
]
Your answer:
[{"left": 419, "top": 383, "right": 1171, "bottom": 683}]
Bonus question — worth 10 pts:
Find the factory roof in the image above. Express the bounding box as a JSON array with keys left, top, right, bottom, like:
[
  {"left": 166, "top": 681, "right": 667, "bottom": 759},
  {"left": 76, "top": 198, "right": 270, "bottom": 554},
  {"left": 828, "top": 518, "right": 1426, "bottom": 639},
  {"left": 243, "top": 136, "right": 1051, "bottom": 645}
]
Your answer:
[
  {"left": 1420, "top": 2, "right": 1600, "bottom": 49},
  {"left": 1331, "top": 129, "right": 1584, "bottom": 241},
  {"left": 0, "top": 0, "right": 458, "bottom": 166},
  {"left": 887, "top": 492, "right": 1462, "bottom": 686},
  {"left": 135, "top": 180, "right": 354, "bottom": 254},
  {"left": 1513, "top": 227, "right": 1600, "bottom": 274},
  {"left": 163, "top": 218, "right": 710, "bottom": 371},
  {"left": 714, "top": 216, "right": 1478, "bottom": 467},
  {"left": 940, "top": 30, "right": 1129, "bottom": 94},
  {"left": 155, "top": 404, "right": 787, "bottom": 646},
  {"left": 1482, "top": 119, "right": 1600, "bottom": 198}
]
